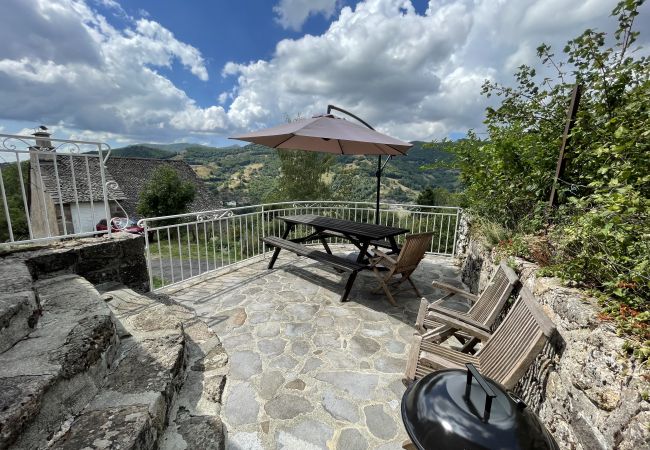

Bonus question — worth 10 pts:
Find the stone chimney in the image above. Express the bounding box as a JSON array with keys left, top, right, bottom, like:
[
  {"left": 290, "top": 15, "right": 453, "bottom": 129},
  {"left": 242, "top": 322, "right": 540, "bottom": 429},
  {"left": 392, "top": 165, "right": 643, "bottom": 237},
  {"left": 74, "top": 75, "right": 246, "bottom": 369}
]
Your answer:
[{"left": 31, "top": 126, "right": 54, "bottom": 151}]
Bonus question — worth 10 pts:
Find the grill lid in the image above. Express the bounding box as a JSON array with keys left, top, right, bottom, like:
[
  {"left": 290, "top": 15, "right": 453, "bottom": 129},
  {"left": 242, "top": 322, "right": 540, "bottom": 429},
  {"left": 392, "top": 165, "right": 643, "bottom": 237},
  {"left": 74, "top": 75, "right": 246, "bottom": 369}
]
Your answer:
[{"left": 401, "top": 364, "right": 559, "bottom": 450}]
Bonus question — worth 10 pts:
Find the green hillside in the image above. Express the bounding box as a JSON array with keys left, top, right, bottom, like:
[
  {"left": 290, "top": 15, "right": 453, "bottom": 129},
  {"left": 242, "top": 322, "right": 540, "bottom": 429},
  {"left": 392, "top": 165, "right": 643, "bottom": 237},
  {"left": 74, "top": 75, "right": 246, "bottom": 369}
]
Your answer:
[
  {"left": 110, "top": 141, "right": 458, "bottom": 205},
  {"left": 103, "top": 145, "right": 178, "bottom": 159}
]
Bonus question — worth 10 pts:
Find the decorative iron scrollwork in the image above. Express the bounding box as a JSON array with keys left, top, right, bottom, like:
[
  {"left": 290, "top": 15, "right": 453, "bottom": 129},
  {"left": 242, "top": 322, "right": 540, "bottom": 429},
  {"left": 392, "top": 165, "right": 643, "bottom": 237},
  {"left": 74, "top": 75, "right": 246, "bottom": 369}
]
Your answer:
[
  {"left": 197, "top": 210, "right": 235, "bottom": 221},
  {"left": 1, "top": 136, "right": 32, "bottom": 152}
]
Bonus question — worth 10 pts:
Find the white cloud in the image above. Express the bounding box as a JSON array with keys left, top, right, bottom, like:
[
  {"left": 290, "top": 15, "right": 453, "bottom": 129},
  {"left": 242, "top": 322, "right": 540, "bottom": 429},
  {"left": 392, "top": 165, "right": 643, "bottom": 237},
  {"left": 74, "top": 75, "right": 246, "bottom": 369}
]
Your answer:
[
  {"left": 226, "top": 0, "right": 479, "bottom": 140},
  {"left": 0, "top": 0, "right": 218, "bottom": 141},
  {"left": 170, "top": 105, "right": 228, "bottom": 131},
  {"left": 224, "top": 0, "right": 647, "bottom": 141},
  {"left": 132, "top": 19, "right": 208, "bottom": 81},
  {"left": 274, "top": 0, "right": 340, "bottom": 31},
  {"left": 2, "top": 0, "right": 648, "bottom": 144}
]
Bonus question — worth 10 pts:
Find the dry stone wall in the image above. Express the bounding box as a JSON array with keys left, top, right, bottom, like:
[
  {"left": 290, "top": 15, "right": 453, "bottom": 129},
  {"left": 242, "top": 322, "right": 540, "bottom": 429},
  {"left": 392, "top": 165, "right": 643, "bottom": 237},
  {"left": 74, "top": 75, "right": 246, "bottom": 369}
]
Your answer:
[
  {"left": 8, "top": 232, "right": 150, "bottom": 292},
  {"left": 460, "top": 238, "right": 650, "bottom": 450},
  {"left": 0, "top": 235, "right": 227, "bottom": 449}
]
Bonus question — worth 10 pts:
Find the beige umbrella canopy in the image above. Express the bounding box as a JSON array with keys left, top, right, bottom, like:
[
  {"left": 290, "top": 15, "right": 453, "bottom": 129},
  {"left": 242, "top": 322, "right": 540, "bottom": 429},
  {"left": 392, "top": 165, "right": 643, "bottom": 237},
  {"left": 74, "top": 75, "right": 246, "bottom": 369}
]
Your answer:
[
  {"left": 231, "top": 105, "right": 413, "bottom": 223},
  {"left": 231, "top": 114, "right": 411, "bottom": 156}
]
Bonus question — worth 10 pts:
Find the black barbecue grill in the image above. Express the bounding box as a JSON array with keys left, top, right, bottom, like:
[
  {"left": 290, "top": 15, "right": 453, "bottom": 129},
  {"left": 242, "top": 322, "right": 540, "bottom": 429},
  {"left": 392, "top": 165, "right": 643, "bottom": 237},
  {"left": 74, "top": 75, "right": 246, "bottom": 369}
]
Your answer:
[{"left": 401, "top": 364, "right": 559, "bottom": 450}]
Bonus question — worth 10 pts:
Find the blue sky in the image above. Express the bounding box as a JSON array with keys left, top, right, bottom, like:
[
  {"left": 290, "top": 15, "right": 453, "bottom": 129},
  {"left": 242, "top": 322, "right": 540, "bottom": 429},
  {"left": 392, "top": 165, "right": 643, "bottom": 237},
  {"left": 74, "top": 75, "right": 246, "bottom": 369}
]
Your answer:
[{"left": 1, "top": 0, "right": 647, "bottom": 149}]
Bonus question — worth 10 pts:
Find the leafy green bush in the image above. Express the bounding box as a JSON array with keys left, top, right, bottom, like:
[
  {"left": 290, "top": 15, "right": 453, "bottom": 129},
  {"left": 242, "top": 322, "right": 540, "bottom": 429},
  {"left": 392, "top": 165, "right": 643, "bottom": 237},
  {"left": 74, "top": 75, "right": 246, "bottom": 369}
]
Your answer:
[
  {"left": 137, "top": 166, "right": 196, "bottom": 218},
  {"left": 431, "top": 0, "right": 649, "bottom": 357}
]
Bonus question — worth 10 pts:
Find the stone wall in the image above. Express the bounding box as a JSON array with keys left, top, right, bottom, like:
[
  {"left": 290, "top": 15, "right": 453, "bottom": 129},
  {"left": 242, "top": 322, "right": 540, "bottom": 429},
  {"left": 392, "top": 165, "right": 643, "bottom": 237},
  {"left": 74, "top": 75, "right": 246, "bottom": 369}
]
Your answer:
[
  {"left": 8, "top": 232, "right": 150, "bottom": 292},
  {"left": 0, "top": 235, "right": 226, "bottom": 449},
  {"left": 459, "top": 239, "right": 650, "bottom": 450}
]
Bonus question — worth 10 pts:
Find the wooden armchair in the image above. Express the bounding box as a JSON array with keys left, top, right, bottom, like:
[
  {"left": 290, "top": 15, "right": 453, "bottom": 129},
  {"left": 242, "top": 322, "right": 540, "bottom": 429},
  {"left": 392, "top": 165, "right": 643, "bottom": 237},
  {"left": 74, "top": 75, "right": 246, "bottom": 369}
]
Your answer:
[
  {"left": 403, "top": 287, "right": 556, "bottom": 388},
  {"left": 369, "top": 233, "right": 433, "bottom": 306},
  {"left": 415, "top": 261, "right": 520, "bottom": 349}
]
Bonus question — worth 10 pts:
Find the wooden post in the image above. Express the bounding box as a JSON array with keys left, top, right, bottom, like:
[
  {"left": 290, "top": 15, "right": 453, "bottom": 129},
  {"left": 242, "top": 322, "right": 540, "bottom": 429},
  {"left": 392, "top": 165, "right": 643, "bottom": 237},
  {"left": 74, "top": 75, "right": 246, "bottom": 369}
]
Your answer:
[{"left": 548, "top": 84, "right": 583, "bottom": 208}]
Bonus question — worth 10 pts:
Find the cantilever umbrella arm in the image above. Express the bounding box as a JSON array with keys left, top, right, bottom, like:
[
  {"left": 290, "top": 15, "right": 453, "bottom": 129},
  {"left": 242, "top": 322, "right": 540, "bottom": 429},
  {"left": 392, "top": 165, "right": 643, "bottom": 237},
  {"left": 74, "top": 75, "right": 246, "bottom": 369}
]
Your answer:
[{"left": 327, "top": 104, "right": 391, "bottom": 225}]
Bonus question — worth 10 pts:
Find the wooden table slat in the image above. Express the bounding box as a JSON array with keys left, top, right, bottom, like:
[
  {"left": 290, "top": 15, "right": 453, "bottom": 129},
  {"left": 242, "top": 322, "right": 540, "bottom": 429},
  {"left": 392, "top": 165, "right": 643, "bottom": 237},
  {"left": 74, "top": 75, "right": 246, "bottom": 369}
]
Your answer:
[{"left": 281, "top": 214, "right": 408, "bottom": 240}]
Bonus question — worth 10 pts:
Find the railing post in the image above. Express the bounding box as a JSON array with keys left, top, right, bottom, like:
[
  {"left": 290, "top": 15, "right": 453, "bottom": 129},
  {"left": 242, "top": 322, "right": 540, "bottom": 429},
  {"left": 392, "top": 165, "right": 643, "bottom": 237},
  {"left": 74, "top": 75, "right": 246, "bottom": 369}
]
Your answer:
[
  {"left": 261, "top": 204, "right": 266, "bottom": 260},
  {"left": 142, "top": 219, "right": 154, "bottom": 291},
  {"left": 0, "top": 167, "right": 14, "bottom": 242},
  {"left": 452, "top": 208, "right": 461, "bottom": 256},
  {"left": 97, "top": 143, "right": 112, "bottom": 236}
]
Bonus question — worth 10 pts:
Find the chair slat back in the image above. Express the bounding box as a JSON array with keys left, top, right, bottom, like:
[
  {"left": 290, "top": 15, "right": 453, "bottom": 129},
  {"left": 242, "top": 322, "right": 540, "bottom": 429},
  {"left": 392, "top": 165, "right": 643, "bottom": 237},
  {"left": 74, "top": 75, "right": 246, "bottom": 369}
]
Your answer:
[
  {"left": 468, "top": 261, "right": 519, "bottom": 324},
  {"left": 395, "top": 233, "right": 434, "bottom": 272},
  {"left": 478, "top": 287, "right": 555, "bottom": 388}
]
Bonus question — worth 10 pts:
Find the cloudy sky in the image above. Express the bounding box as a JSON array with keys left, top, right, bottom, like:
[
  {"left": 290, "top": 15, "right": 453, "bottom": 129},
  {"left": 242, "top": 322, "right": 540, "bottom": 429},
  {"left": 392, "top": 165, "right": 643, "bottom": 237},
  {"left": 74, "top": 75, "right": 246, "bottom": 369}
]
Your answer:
[{"left": 1, "top": 0, "right": 647, "bottom": 147}]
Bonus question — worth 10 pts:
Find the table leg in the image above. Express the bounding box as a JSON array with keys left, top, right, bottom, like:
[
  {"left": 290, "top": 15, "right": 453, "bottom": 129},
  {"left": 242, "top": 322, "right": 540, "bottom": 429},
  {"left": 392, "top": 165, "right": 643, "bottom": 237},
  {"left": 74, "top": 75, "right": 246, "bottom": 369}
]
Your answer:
[
  {"left": 388, "top": 236, "right": 400, "bottom": 254},
  {"left": 319, "top": 238, "right": 333, "bottom": 254},
  {"left": 356, "top": 241, "right": 371, "bottom": 263},
  {"left": 268, "top": 223, "right": 294, "bottom": 269},
  {"left": 340, "top": 271, "right": 358, "bottom": 302}
]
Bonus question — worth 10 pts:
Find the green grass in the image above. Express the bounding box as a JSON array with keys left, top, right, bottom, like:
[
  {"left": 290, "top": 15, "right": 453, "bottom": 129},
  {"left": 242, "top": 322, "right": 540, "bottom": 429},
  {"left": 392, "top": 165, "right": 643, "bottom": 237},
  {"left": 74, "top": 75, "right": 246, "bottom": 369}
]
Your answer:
[{"left": 147, "top": 232, "right": 261, "bottom": 262}]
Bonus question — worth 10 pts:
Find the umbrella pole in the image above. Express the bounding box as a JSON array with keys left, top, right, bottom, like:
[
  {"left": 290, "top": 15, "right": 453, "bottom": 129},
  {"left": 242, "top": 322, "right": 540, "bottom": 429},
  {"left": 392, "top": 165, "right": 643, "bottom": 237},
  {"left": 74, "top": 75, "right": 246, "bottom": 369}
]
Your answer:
[
  {"left": 325, "top": 105, "right": 396, "bottom": 226},
  {"left": 376, "top": 155, "right": 381, "bottom": 225}
]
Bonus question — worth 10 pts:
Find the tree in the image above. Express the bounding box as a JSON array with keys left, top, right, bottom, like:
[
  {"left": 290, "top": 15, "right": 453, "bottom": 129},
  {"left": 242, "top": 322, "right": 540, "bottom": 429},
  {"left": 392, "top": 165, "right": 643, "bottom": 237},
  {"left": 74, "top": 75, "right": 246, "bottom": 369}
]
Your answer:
[
  {"left": 416, "top": 187, "right": 460, "bottom": 207},
  {"left": 262, "top": 114, "right": 334, "bottom": 202},
  {"left": 137, "top": 166, "right": 196, "bottom": 218},
  {"left": 270, "top": 149, "right": 333, "bottom": 201},
  {"left": 0, "top": 161, "right": 30, "bottom": 242}
]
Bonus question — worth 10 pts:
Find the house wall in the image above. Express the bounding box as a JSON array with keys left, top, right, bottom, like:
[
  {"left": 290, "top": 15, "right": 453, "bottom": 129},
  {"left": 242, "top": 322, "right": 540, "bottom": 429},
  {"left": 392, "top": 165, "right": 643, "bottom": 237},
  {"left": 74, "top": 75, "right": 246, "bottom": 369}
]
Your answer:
[
  {"left": 69, "top": 202, "right": 113, "bottom": 233},
  {"left": 29, "top": 154, "right": 60, "bottom": 239}
]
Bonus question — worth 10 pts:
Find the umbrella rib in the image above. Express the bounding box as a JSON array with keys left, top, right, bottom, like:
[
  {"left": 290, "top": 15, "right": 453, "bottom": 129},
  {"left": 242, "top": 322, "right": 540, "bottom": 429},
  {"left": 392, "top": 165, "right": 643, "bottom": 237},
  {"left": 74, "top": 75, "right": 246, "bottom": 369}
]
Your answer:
[
  {"left": 372, "top": 143, "right": 391, "bottom": 155},
  {"left": 337, "top": 140, "right": 343, "bottom": 155},
  {"left": 386, "top": 144, "right": 410, "bottom": 155},
  {"left": 273, "top": 134, "right": 295, "bottom": 149}
]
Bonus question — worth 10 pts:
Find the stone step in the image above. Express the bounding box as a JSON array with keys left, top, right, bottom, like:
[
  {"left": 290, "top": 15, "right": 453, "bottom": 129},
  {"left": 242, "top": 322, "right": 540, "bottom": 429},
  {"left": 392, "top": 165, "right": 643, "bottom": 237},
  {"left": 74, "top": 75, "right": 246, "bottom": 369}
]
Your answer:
[
  {"left": 103, "top": 287, "right": 229, "bottom": 450},
  {"left": 0, "top": 275, "right": 118, "bottom": 449},
  {"left": 107, "top": 288, "right": 230, "bottom": 450},
  {"left": 49, "top": 287, "right": 190, "bottom": 449},
  {"left": 0, "top": 260, "right": 40, "bottom": 353}
]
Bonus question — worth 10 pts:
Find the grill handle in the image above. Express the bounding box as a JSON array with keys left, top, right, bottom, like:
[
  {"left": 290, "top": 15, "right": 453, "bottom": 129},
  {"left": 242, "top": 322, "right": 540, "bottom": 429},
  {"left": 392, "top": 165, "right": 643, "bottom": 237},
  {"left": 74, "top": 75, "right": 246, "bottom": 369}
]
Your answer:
[{"left": 464, "top": 363, "right": 497, "bottom": 423}]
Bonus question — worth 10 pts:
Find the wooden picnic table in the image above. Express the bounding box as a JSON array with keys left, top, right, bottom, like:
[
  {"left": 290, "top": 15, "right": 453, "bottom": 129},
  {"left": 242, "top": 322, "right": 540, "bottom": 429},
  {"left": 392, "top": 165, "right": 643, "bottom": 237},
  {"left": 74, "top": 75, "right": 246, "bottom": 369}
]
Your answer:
[{"left": 262, "top": 214, "right": 409, "bottom": 301}]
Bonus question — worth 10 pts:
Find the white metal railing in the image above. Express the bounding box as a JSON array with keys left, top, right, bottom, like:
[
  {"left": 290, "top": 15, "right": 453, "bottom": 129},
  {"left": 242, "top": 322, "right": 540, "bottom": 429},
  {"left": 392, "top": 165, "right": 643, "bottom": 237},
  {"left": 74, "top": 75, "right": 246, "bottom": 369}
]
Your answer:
[
  {"left": 0, "top": 133, "right": 117, "bottom": 244},
  {"left": 139, "top": 201, "right": 462, "bottom": 290}
]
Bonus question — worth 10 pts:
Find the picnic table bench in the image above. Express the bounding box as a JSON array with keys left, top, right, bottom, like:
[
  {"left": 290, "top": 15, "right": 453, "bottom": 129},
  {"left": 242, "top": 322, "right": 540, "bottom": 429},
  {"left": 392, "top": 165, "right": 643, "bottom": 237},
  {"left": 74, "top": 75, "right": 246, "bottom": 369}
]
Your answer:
[
  {"left": 263, "top": 214, "right": 409, "bottom": 302},
  {"left": 262, "top": 236, "right": 364, "bottom": 302}
]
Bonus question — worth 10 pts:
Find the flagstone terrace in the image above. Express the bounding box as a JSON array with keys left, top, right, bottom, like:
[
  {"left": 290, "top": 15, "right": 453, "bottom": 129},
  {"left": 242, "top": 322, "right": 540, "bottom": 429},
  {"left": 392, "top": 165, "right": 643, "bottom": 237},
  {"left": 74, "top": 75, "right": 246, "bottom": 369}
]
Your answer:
[{"left": 160, "top": 247, "right": 465, "bottom": 449}]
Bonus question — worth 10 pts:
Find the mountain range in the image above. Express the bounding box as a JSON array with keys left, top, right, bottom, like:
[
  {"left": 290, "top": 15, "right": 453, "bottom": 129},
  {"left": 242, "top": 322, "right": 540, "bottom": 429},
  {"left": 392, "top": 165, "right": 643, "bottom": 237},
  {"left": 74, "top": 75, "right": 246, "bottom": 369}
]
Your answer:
[{"left": 104, "top": 141, "right": 458, "bottom": 205}]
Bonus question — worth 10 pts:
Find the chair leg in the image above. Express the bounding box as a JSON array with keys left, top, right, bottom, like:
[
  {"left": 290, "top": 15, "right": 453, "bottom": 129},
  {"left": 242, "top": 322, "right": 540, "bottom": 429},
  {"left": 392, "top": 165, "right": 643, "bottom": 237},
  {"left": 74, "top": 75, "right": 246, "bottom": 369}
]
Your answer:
[
  {"left": 392, "top": 271, "right": 422, "bottom": 298},
  {"left": 415, "top": 298, "right": 428, "bottom": 333},
  {"left": 460, "top": 336, "right": 480, "bottom": 354},
  {"left": 372, "top": 268, "right": 398, "bottom": 306},
  {"left": 406, "top": 276, "right": 422, "bottom": 297},
  {"left": 402, "top": 439, "right": 417, "bottom": 450},
  {"left": 403, "top": 334, "right": 421, "bottom": 386}
]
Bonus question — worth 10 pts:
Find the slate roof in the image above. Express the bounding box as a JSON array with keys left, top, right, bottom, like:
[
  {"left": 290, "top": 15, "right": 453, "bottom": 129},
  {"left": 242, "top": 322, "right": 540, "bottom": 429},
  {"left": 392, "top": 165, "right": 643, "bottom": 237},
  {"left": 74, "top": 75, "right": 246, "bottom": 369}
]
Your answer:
[
  {"left": 38, "top": 155, "right": 218, "bottom": 217},
  {"left": 105, "top": 157, "right": 218, "bottom": 217},
  {"left": 38, "top": 154, "right": 127, "bottom": 204}
]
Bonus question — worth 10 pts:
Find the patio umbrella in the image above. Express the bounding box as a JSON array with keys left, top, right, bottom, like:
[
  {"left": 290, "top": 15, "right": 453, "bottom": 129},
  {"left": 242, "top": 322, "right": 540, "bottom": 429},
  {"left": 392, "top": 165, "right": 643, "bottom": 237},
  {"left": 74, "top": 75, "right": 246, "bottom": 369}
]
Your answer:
[{"left": 231, "top": 105, "right": 413, "bottom": 224}]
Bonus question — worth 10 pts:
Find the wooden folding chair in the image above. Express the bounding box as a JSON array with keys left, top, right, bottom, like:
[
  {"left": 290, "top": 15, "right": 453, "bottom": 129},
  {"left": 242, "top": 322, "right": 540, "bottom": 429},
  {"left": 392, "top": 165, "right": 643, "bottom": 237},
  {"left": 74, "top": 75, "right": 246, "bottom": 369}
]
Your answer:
[
  {"left": 404, "top": 287, "right": 556, "bottom": 389},
  {"left": 415, "top": 261, "right": 520, "bottom": 349},
  {"left": 369, "top": 233, "right": 433, "bottom": 306}
]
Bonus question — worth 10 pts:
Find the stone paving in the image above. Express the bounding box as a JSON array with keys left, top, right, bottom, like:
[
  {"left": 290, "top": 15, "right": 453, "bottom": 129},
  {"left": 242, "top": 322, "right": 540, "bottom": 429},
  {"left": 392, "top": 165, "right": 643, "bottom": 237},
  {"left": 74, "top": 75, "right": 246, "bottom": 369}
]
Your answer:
[{"left": 163, "top": 246, "right": 465, "bottom": 450}]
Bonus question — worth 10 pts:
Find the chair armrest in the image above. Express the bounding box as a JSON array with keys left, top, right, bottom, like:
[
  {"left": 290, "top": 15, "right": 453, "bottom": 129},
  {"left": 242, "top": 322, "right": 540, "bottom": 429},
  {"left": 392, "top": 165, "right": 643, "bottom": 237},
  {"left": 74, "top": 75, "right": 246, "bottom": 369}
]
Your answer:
[
  {"left": 431, "top": 281, "right": 478, "bottom": 301},
  {"left": 424, "top": 312, "right": 491, "bottom": 341},
  {"left": 427, "top": 304, "right": 472, "bottom": 319},
  {"left": 370, "top": 249, "right": 397, "bottom": 266}
]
